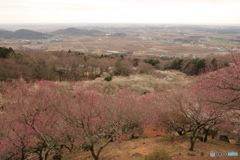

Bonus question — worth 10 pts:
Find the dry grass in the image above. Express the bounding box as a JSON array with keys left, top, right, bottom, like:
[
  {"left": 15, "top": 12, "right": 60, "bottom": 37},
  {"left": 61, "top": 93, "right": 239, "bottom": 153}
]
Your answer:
[
  {"left": 62, "top": 135, "right": 240, "bottom": 160},
  {"left": 82, "top": 70, "right": 194, "bottom": 94}
]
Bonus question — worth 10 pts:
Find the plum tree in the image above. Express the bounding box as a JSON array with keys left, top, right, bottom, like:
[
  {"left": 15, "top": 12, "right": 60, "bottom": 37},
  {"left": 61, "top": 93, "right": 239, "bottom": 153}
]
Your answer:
[
  {"left": 57, "top": 86, "right": 146, "bottom": 160},
  {"left": 195, "top": 53, "right": 240, "bottom": 144},
  {"left": 1, "top": 81, "right": 70, "bottom": 160},
  {"left": 164, "top": 89, "right": 225, "bottom": 151}
]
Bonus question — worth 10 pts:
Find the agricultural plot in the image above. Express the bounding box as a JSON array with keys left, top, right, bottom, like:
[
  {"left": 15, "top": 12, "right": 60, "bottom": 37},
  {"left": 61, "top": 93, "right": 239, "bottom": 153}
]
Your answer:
[{"left": 0, "top": 26, "right": 236, "bottom": 57}]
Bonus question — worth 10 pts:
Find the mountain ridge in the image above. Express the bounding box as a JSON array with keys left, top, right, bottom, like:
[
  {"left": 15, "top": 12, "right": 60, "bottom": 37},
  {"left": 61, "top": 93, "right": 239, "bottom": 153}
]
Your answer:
[
  {"left": 0, "top": 29, "right": 49, "bottom": 39},
  {"left": 51, "top": 27, "right": 106, "bottom": 36}
]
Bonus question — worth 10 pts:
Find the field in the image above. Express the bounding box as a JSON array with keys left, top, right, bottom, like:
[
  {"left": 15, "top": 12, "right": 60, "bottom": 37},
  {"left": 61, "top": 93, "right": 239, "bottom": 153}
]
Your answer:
[
  {"left": 202, "top": 41, "right": 238, "bottom": 47},
  {"left": 2, "top": 24, "right": 238, "bottom": 57},
  {"left": 35, "top": 36, "right": 226, "bottom": 56}
]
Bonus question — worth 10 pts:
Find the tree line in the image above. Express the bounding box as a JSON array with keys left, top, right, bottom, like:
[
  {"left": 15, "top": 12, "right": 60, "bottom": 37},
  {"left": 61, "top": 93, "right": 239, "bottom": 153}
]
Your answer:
[{"left": 0, "top": 47, "right": 233, "bottom": 82}]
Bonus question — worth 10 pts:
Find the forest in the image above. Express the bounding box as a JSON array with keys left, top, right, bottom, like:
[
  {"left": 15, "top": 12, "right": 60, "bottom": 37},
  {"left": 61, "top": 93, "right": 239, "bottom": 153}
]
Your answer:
[{"left": 0, "top": 47, "right": 239, "bottom": 160}]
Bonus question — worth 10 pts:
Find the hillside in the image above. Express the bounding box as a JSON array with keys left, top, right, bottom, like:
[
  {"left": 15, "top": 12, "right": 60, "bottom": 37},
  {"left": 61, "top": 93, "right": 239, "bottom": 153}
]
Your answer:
[
  {"left": 51, "top": 27, "right": 106, "bottom": 36},
  {"left": 0, "top": 49, "right": 239, "bottom": 160},
  {"left": 0, "top": 30, "right": 13, "bottom": 38},
  {"left": 0, "top": 29, "right": 49, "bottom": 39},
  {"left": 63, "top": 135, "right": 240, "bottom": 160},
  {"left": 82, "top": 70, "right": 193, "bottom": 94},
  {"left": 12, "top": 29, "right": 49, "bottom": 39}
]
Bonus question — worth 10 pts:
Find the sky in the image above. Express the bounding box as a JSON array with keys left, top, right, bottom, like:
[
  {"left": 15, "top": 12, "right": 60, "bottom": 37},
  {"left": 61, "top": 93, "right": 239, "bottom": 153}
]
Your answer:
[{"left": 1, "top": 0, "right": 240, "bottom": 25}]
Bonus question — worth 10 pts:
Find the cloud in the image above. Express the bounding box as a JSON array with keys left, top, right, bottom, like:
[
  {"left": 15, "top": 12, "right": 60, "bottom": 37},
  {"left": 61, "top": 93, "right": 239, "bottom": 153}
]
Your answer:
[{"left": 0, "top": 0, "right": 239, "bottom": 24}]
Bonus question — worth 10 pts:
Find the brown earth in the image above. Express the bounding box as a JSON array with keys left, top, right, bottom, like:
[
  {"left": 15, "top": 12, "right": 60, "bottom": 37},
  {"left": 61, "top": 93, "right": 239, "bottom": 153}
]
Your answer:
[{"left": 62, "top": 134, "right": 240, "bottom": 160}]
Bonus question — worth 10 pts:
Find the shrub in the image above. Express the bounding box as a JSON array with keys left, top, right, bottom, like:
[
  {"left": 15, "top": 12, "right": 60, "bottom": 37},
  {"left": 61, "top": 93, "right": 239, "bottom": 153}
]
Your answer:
[
  {"left": 169, "top": 58, "right": 183, "bottom": 70},
  {"left": 0, "top": 47, "right": 14, "bottom": 58},
  {"left": 144, "top": 149, "right": 172, "bottom": 160},
  {"left": 104, "top": 76, "right": 112, "bottom": 81},
  {"left": 144, "top": 59, "right": 160, "bottom": 66},
  {"left": 183, "top": 58, "right": 206, "bottom": 75}
]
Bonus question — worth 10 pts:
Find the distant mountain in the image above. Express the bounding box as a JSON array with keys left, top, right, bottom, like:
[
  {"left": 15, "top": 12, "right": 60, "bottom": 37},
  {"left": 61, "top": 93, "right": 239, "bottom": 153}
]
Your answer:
[
  {"left": 0, "top": 28, "right": 127, "bottom": 39},
  {"left": 12, "top": 29, "right": 49, "bottom": 39},
  {"left": 0, "top": 29, "right": 49, "bottom": 39},
  {"left": 52, "top": 27, "right": 105, "bottom": 36},
  {"left": 0, "top": 30, "right": 13, "bottom": 38}
]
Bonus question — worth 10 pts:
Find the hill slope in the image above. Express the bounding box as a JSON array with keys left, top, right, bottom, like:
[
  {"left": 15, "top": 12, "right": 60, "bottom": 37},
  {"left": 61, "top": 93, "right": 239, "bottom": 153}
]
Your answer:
[
  {"left": 52, "top": 27, "right": 105, "bottom": 36},
  {"left": 12, "top": 29, "right": 49, "bottom": 39},
  {"left": 0, "top": 29, "right": 49, "bottom": 39},
  {"left": 0, "top": 30, "right": 13, "bottom": 38},
  {"left": 63, "top": 135, "right": 240, "bottom": 160}
]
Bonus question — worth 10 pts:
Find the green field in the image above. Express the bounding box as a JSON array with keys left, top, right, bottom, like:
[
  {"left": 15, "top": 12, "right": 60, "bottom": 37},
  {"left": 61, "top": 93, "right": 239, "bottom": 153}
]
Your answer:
[{"left": 202, "top": 41, "right": 238, "bottom": 47}]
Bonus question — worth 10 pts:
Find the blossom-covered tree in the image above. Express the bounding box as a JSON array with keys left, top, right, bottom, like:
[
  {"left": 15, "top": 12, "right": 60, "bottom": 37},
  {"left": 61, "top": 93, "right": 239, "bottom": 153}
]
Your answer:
[
  {"left": 57, "top": 86, "right": 148, "bottom": 160},
  {"left": 2, "top": 81, "right": 69, "bottom": 160},
  {"left": 195, "top": 53, "right": 240, "bottom": 144},
  {"left": 197, "top": 55, "right": 240, "bottom": 119},
  {"left": 164, "top": 89, "right": 225, "bottom": 151},
  {"left": 1, "top": 80, "right": 160, "bottom": 160}
]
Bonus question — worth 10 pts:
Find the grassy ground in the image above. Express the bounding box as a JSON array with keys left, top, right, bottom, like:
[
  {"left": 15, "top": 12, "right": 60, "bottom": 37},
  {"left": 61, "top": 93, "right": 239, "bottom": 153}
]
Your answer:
[
  {"left": 81, "top": 70, "right": 193, "bottom": 94},
  {"left": 62, "top": 134, "right": 240, "bottom": 160}
]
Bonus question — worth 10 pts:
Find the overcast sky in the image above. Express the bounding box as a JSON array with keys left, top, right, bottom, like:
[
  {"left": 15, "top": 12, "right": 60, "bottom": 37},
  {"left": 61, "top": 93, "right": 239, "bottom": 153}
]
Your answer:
[{"left": 1, "top": 0, "right": 240, "bottom": 24}]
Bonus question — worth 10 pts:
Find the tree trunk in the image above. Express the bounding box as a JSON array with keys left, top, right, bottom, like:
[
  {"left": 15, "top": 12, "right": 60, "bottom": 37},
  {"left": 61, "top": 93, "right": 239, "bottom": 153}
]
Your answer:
[
  {"left": 53, "top": 153, "right": 62, "bottom": 160},
  {"left": 44, "top": 149, "right": 50, "bottom": 160},
  {"left": 21, "top": 149, "right": 25, "bottom": 160},
  {"left": 203, "top": 133, "right": 208, "bottom": 142},
  {"left": 203, "top": 127, "right": 209, "bottom": 142},
  {"left": 236, "top": 130, "right": 240, "bottom": 145},
  {"left": 89, "top": 145, "right": 99, "bottom": 160},
  {"left": 189, "top": 136, "right": 197, "bottom": 151},
  {"left": 38, "top": 149, "right": 43, "bottom": 160},
  {"left": 189, "top": 128, "right": 200, "bottom": 151}
]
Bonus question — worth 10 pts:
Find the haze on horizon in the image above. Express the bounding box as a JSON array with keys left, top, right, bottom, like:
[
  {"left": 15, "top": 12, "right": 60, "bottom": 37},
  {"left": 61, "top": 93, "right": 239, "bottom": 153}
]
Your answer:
[{"left": 1, "top": 0, "right": 240, "bottom": 25}]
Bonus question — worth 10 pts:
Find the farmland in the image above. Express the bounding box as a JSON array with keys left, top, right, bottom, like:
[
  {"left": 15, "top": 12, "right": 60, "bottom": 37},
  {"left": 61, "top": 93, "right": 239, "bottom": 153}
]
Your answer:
[{"left": 1, "top": 24, "right": 239, "bottom": 58}]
